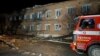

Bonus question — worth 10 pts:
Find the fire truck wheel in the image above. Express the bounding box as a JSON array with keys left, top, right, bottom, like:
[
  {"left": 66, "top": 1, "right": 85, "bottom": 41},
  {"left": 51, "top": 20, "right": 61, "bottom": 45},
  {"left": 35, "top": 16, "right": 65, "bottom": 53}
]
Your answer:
[{"left": 88, "top": 45, "right": 100, "bottom": 56}]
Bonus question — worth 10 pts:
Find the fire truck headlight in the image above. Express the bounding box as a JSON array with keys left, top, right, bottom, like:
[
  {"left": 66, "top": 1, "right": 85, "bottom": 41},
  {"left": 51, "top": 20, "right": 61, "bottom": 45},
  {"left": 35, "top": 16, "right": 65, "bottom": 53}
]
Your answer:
[{"left": 73, "top": 42, "right": 76, "bottom": 46}]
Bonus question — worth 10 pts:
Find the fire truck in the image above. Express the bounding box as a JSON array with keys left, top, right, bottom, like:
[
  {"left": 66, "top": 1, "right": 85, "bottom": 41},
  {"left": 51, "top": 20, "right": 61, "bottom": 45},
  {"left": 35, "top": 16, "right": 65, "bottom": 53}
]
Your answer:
[{"left": 70, "top": 15, "right": 100, "bottom": 56}]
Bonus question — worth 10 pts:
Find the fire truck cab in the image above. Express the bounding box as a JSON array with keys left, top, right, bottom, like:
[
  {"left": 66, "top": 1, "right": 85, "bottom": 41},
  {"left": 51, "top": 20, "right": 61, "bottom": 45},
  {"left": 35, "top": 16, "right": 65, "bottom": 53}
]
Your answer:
[{"left": 70, "top": 15, "right": 100, "bottom": 56}]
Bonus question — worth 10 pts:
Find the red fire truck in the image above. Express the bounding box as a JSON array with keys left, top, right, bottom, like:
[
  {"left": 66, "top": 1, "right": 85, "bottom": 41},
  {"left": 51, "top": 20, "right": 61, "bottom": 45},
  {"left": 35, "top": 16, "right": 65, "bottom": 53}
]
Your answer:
[{"left": 70, "top": 15, "right": 100, "bottom": 56}]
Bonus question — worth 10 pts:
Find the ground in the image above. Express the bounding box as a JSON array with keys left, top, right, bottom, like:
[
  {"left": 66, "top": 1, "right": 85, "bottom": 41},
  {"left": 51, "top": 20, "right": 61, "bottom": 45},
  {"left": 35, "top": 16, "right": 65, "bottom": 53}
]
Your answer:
[{"left": 0, "top": 37, "right": 87, "bottom": 56}]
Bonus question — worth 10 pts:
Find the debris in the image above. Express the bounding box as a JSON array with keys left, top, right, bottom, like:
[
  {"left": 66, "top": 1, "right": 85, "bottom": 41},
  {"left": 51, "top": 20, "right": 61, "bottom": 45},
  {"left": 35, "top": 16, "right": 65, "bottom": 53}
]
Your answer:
[
  {"left": 22, "top": 51, "right": 30, "bottom": 55},
  {"left": 31, "top": 53, "right": 36, "bottom": 55},
  {"left": 39, "top": 53, "right": 42, "bottom": 56}
]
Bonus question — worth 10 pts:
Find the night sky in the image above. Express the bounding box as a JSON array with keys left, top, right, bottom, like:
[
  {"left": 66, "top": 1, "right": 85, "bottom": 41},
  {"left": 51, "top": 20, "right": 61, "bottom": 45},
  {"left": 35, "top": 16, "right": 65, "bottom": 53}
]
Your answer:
[{"left": 0, "top": 0, "right": 68, "bottom": 14}]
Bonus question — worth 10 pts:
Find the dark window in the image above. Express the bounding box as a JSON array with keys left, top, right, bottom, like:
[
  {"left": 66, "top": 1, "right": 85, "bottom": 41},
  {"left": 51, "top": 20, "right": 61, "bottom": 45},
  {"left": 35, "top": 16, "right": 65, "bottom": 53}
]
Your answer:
[
  {"left": 46, "top": 10, "right": 51, "bottom": 18},
  {"left": 33, "top": 13, "right": 37, "bottom": 20},
  {"left": 37, "top": 12, "right": 42, "bottom": 20},
  {"left": 80, "top": 18, "right": 95, "bottom": 29},
  {"left": 26, "top": 26, "right": 30, "bottom": 32},
  {"left": 25, "top": 15, "right": 30, "bottom": 19},
  {"left": 32, "top": 13, "right": 35, "bottom": 20},
  {"left": 68, "top": 7, "right": 76, "bottom": 15},
  {"left": 56, "top": 9, "right": 61, "bottom": 17},
  {"left": 81, "top": 4, "right": 91, "bottom": 14},
  {"left": 19, "top": 16, "right": 22, "bottom": 20},
  {"left": 31, "top": 25, "right": 34, "bottom": 32}
]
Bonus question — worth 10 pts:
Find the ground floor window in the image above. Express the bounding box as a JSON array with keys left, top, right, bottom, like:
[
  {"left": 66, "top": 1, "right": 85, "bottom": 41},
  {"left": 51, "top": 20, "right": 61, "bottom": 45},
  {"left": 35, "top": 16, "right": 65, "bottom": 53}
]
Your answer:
[
  {"left": 37, "top": 24, "right": 41, "bottom": 31},
  {"left": 45, "top": 24, "right": 50, "bottom": 31},
  {"left": 54, "top": 24, "right": 61, "bottom": 31},
  {"left": 30, "top": 25, "right": 34, "bottom": 32}
]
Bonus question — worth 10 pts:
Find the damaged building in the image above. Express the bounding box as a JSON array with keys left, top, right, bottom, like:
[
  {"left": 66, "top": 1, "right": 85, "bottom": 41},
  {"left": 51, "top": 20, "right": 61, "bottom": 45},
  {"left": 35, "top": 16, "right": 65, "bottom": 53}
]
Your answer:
[{"left": 2, "top": 0, "right": 100, "bottom": 38}]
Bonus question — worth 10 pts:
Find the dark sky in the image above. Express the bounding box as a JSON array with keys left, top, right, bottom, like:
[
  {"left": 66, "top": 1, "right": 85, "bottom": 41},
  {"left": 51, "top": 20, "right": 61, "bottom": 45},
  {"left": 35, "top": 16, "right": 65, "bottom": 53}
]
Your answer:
[{"left": 0, "top": 0, "right": 67, "bottom": 14}]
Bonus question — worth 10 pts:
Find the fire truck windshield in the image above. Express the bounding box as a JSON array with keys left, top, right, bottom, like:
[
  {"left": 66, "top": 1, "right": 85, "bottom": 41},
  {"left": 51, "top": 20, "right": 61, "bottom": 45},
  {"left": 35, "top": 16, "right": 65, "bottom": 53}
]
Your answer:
[{"left": 79, "top": 18, "right": 95, "bottom": 29}]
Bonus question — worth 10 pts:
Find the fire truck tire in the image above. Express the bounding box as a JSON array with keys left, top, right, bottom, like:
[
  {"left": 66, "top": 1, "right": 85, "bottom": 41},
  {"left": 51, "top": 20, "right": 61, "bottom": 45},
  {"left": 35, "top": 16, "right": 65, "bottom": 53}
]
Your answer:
[{"left": 88, "top": 45, "right": 100, "bottom": 56}]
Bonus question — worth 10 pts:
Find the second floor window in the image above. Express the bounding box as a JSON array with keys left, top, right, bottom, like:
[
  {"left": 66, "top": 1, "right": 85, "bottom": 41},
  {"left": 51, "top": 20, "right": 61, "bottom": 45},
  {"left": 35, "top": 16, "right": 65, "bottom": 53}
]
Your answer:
[
  {"left": 30, "top": 13, "right": 37, "bottom": 20},
  {"left": 55, "top": 9, "right": 61, "bottom": 18},
  {"left": 32, "top": 13, "right": 35, "bottom": 20},
  {"left": 37, "top": 12, "right": 42, "bottom": 19},
  {"left": 68, "top": 7, "right": 76, "bottom": 15},
  {"left": 81, "top": 4, "right": 91, "bottom": 14},
  {"left": 45, "top": 10, "right": 52, "bottom": 18}
]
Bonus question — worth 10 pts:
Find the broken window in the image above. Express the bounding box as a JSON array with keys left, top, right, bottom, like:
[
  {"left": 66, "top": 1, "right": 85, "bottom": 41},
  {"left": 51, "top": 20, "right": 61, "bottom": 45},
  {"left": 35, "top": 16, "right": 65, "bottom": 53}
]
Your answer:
[{"left": 54, "top": 24, "right": 61, "bottom": 31}]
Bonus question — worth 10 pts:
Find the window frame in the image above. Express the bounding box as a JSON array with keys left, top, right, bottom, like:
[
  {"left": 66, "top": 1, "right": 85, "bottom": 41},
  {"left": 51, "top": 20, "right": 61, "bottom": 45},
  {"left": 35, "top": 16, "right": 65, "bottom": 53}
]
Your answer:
[
  {"left": 68, "top": 7, "right": 76, "bottom": 15},
  {"left": 45, "top": 10, "right": 52, "bottom": 19},
  {"left": 30, "top": 25, "right": 34, "bottom": 32},
  {"left": 81, "top": 4, "right": 91, "bottom": 14},
  {"left": 55, "top": 8, "right": 62, "bottom": 19},
  {"left": 45, "top": 24, "right": 51, "bottom": 31},
  {"left": 24, "top": 14, "right": 30, "bottom": 20},
  {"left": 54, "top": 24, "right": 62, "bottom": 31},
  {"left": 37, "top": 24, "right": 42, "bottom": 31},
  {"left": 37, "top": 12, "right": 42, "bottom": 19},
  {"left": 30, "top": 13, "right": 35, "bottom": 20}
]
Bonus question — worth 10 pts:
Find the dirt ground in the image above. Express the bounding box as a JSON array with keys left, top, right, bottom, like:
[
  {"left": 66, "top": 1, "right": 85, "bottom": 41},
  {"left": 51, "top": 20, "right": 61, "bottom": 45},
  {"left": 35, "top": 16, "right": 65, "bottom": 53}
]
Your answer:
[{"left": 0, "top": 35, "right": 87, "bottom": 56}]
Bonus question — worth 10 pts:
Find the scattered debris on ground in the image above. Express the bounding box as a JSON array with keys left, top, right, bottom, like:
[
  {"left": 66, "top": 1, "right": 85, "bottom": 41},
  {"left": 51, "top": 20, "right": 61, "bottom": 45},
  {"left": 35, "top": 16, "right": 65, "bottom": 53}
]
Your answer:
[{"left": 0, "top": 35, "right": 87, "bottom": 56}]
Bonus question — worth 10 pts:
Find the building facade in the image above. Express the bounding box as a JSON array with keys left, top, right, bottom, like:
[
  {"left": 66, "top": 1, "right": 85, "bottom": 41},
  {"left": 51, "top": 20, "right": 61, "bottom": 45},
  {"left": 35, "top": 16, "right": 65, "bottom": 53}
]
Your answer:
[{"left": 6, "top": 0, "right": 100, "bottom": 37}]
